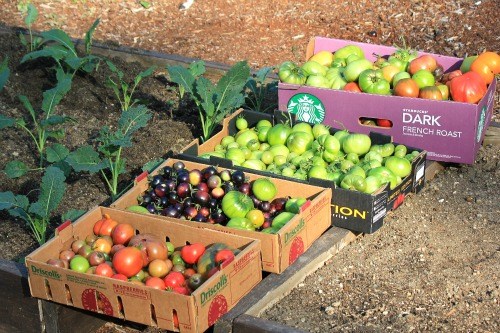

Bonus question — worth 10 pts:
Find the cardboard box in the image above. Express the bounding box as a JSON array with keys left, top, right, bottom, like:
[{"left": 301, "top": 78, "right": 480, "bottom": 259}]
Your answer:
[
  {"left": 278, "top": 37, "right": 496, "bottom": 164},
  {"left": 111, "top": 157, "right": 332, "bottom": 274},
  {"left": 26, "top": 207, "right": 262, "bottom": 333},
  {"left": 178, "top": 109, "right": 426, "bottom": 234}
]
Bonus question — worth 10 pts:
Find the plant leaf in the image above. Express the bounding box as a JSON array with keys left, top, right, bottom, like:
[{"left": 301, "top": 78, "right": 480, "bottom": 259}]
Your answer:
[
  {"left": 0, "top": 191, "right": 16, "bottom": 210},
  {"left": 29, "top": 166, "right": 66, "bottom": 219},
  {"left": 65, "top": 55, "right": 84, "bottom": 70},
  {"left": 134, "top": 65, "right": 156, "bottom": 85},
  {"left": 61, "top": 209, "right": 86, "bottom": 223},
  {"left": 0, "top": 56, "right": 10, "bottom": 91},
  {"left": 40, "top": 115, "right": 70, "bottom": 127},
  {"left": 41, "top": 29, "right": 77, "bottom": 56},
  {"left": 41, "top": 76, "right": 72, "bottom": 113},
  {"left": 254, "top": 66, "right": 274, "bottom": 84},
  {"left": 188, "top": 60, "right": 206, "bottom": 77},
  {"left": 166, "top": 65, "right": 196, "bottom": 96},
  {"left": 46, "top": 143, "right": 70, "bottom": 163},
  {"left": 52, "top": 160, "right": 72, "bottom": 177},
  {"left": 66, "top": 145, "right": 105, "bottom": 173},
  {"left": 195, "top": 77, "right": 216, "bottom": 117},
  {"left": 4, "top": 160, "right": 28, "bottom": 179},
  {"left": 18, "top": 95, "right": 37, "bottom": 119},
  {"left": 215, "top": 60, "right": 250, "bottom": 114},
  {"left": 118, "top": 105, "right": 151, "bottom": 137},
  {"left": 25, "top": 3, "right": 38, "bottom": 26},
  {"left": 46, "top": 129, "right": 65, "bottom": 140},
  {"left": 0, "top": 114, "right": 15, "bottom": 129},
  {"left": 84, "top": 19, "right": 100, "bottom": 54},
  {"left": 21, "top": 46, "right": 69, "bottom": 63}
]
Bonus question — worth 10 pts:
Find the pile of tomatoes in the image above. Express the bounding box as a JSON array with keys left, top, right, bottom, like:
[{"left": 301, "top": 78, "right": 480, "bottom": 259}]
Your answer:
[
  {"left": 128, "top": 161, "right": 305, "bottom": 233},
  {"left": 47, "top": 214, "right": 238, "bottom": 294},
  {"left": 279, "top": 44, "right": 499, "bottom": 104}
]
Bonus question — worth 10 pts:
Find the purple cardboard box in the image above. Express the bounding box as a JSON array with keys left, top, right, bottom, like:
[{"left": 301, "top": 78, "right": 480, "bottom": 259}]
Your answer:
[{"left": 278, "top": 37, "right": 496, "bottom": 164}]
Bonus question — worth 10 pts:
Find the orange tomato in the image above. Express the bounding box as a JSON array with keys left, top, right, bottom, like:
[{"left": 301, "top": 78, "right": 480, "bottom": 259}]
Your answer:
[
  {"left": 394, "top": 78, "right": 420, "bottom": 98},
  {"left": 470, "top": 51, "right": 500, "bottom": 85},
  {"left": 418, "top": 86, "right": 443, "bottom": 100},
  {"left": 343, "top": 82, "right": 362, "bottom": 92}
]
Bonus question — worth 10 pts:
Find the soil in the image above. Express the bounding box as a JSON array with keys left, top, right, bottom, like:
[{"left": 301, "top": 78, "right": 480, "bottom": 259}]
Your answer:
[{"left": 0, "top": 1, "right": 499, "bottom": 332}]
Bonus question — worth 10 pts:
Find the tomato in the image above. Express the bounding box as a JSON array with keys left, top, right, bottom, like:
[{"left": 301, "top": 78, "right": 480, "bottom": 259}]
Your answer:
[
  {"left": 112, "top": 247, "right": 144, "bottom": 278},
  {"left": 340, "top": 174, "right": 367, "bottom": 192},
  {"left": 235, "top": 116, "right": 248, "bottom": 131},
  {"left": 129, "top": 234, "right": 168, "bottom": 264},
  {"left": 363, "top": 175, "right": 382, "bottom": 194},
  {"left": 69, "top": 255, "right": 90, "bottom": 273},
  {"left": 392, "top": 71, "right": 411, "bottom": 88},
  {"left": 301, "top": 60, "right": 328, "bottom": 76},
  {"left": 267, "top": 124, "right": 292, "bottom": 146},
  {"left": 334, "top": 45, "right": 364, "bottom": 60},
  {"left": 111, "top": 223, "right": 135, "bottom": 245},
  {"left": 215, "top": 249, "right": 235, "bottom": 265},
  {"left": 181, "top": 243, "right": 206, "bottom": 265},
  {"left": 88, "top": 251, "right": 106, "bottom": 266},
  {"left": 311, "top": 123, "right": 330, "bottom": 139},
  {"left": 221, "top": 191, "right": 254, "bottom": 218},
  {"left": 384, "top": 156, "right": 412, "bottom": 178},
  {"left": 163, "top": 271, "right": 186, "bottom": 289},
  {"left": 419, "top": 86, "right": 443, "bottom": 100},
  {"left": 342, "top": 133, "right": 371, "bottom": 156},
  {"left": 305, "top": 74, "right": 330, "bottom": 88},
  {"left": 394, "top": 78, "right": 419, "bottom": 98},
  {"left": 111, "top": 273, "right": 128, "bottom": 281},
  {"left": 92, "top": 237, "right": 113, "bottom": 254},
  {"left": 145, "top": 276, "right": 166, "bottom": 290},
  {"left": 368, "top": 166, "right": 399, "bottom": 190},
  {"left": 278, "top": 61, "right": 307, "bottom": 85},
  {"left": 376, "top": 119, "right": 393, "bottom": 128},
  {"left": 412, "top": 70, "right": 435, "bottom": 88},
  {"left": 188, "top": 273, "right": 205, "bottom": 291},
  {"left": 380, "top": 64, "right": 400, "bottom": 85},
  {"left": 408, "top": 55, "right": 438, "bottom": 75},
  {"left": 95, "top": 263, "right": 114, "bottom": 277},
  {"left": 308, "top": 165, "right": 328, "bottom": 180},
  {"left": 251, "top": 178, "right": 277, "bottom": 201},
  {"left": 435, "top": 84, "right": 449, "bottom": 100},
  {"left": 358, "top": 69, "right": 391, "bottom": 95},
  {"left": 343, "top": 59, "right": 373, "bottom": 82},
  {"left": 470, "top": 51, "right": 500, "bottom": 85},
  {"left": 388, "top": 47, "right": 418, "bottom": 71},
  {"left": 441, "top": 70, "right": 462, "bottom": 84},
  {"left": 343, "top": 82, "right": 362, "bottom": 92},
  {"left": 286, "top": 131, "right": 314, "bottom": 155},
  {"left": 93, "top": 214, "right": 118, "bottom": 237},
  {"left": 235, "top": 128, "right": 258, "bottom": 147},
  {"left": 245, "top": 209, "right": 265, "bottom": 228},
  {"left": 325, "top": 67, "right": 347, "bottom": 89},
  {"left": 449, "top": 71, "right": 487, "bottom": 104},
  {"left": 148, "top": 258, "right": 172, "bottom": 278}
]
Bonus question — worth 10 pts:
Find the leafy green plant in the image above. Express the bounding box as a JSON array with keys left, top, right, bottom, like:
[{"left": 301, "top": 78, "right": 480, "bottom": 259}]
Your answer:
[
  {"left": 21, "top": 18, "right": 101, "bottom": 79},
  {"left": 0, "top": 75, "right": 73, "bottom": 178},
  {"left": 19, "top": 3, "right": 43, "bottom": 52},
  {"left": 244, "top": 66, "right": 278, "bottom": 113},
  {"left": 66, "top": 105, "right": 151, "bottom": 199},
  {"left": 176, "top": 60, "right": 206, "bottom": 99},
  {"left": 167, "top": 60, "right": 250, "bottom": 141},
  {"left": 105, "top": 60, "right": 156, "bottom": 111},
  {"left": 0, "top": 166, "right": 67, "bottom": 245},
  {"left": 0, "top": 57, "right": 9, "bottom": 91}
]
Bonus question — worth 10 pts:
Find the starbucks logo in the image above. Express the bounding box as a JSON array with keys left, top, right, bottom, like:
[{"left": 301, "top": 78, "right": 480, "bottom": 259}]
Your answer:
[
  {"left": 287, "top": 93, "right": 325, "bottom": 124},
  {"left": 476, "top": 106, "right": 486, "bottom": 143}
]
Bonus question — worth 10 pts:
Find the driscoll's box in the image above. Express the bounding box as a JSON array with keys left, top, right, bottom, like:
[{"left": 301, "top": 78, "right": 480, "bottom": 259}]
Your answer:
[
  {"left": 111, "top": 157, "right": 332, "bottom": 274},
  {"left": 278, "top": 37, "right": 496, "bottom": 164},
  {"left": 26, "top": 207, "right": 262, "bottom": 333},
  {"left": 178, "top": 109, "right": 427, "bottom": 234}
]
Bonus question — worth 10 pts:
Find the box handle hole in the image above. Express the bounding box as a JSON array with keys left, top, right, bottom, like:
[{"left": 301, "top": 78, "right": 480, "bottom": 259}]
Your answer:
[
  {"left": 44, "top": 279, "right": 52, "bottom": 300},
  {"left": 64, "top": 284, "right": 73, "bottom": 305},
  {"left": 150, "top": 303, "right": 158, "bottom": 326},
  {"left": 359, "top": 117, "right": 393, "bottom": 128}
]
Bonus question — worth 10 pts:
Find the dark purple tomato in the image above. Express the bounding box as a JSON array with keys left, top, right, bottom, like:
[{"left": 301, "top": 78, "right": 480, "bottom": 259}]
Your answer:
[
  {"left": 211, "top": 211, "right": 227, "bottom": 225},
  {"left": 184, "top": 206, "right": 198, "bottom": 219},
  {"left": 183, "top": 197, "right": 194, "bottom": 207},
  {"left": 231, "top": 170, "right": 245, "bottom": 186},
  {"left": 251, "top": 195, "right": 261, "bottom": 207},
  {"left": 239, "top": 183, "right": 251, "bottom": 195},
  {"left": 193, "top": 214, "right": 207, "bottom": 222},
  {"left": 163, "top": 166, "right": 173, "bottom": 178},
  {"left": 146, "top": 203, "right": 157, "bottom": 214},
  {"left": 148, "top": 189, "right": 158, "bottom": 201},
  {"left": 140, "top": 194, "right": 153, "bottom": 205},
  {"left": 165, "top": 179, "right": 177, "bottom": 192},
  {"left": 194, "top": 191, "right": 210, "bottom": 207},
  {"left": 168, "top": 192, "right": 179, "bottom": 205},
  {"left": 177, "top": 171, "right": 189, "bottom": 184},
  {"left": 222, "top": 181, "right": 235, "bottom": 193},
  {"left": 259, "top": 201, "right": 271, "bottom": 212},
  {"left": 177, "top": 182, "right": 191, "bottom": 199},
  {"left": 271, "top": 197, "right": 287, "bottom": 212},
  {"left": 162, "top": 206, "right": 180, "bottom": 218},
  {"left": 173, "top": 161, "right": 185, "bottom": 172},
  {"left": 196, "top": 182, "right": 209, "bottom": 193},
  {"left": 202, "top": 166, "right": 218, "bottom": 181},
  {"left": 159, "top": 196, "right": 169, "bottom": 207},
  {"left": 208, "top": 198, "right": 218, "bottom": 210},
  {"left": 150, "top": 175, "right": 164, "bottom": 187},
  {"left": 154, "top": 184, "right": 167, "bottom": 198},
  {"left": 173, "top": 202, "right": 184, "bottom": 212},
  {"left": 268, "top": 204, "right": 277, "bottom": 216}
]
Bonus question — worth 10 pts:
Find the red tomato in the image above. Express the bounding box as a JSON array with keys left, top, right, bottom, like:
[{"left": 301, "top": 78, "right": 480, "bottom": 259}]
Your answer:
[
  {"left": 376, "top": 119, "right": 393, "bottom": 128},
  {"left": 449, "top": 71, "right": 488, "bottom": 103},
  {"left": 180, "top": 243, "right": 206, "bottom": 265},
  {"left": 163, "top": 271, "right": 186, "bottom": 289},
  {"left": 112, "top": 247, "right": 144, "bottom": 278},
  {"left": 441, "top": 69, "right": 462, "bottom": 84},
  {"left": 93, "top": 214, "right": 118, "bottom": 236},
  {"left": 394, "top": 78, "right": 420, "bottom": 98},
  {"left": 145, "top": 277, "right": 166, "bottom": 290},
  {"left": 95, "top": 263, "right": 114, "bottom": 277},
  {"left": 111, "top": 273, "right": 128, "bottom": 281},
  {"left": 419, "top": 86, "right": 443, "bottom": 100},
  {"left": 215, "top": 249, "right": 235, "bottom": 265},
  {"left": 173, "top": 286, "right": 191, "bottom": 295},
  {"left": 343, "top": 82, "right": 362, "bottom": 92},
  {"left": 408, "top": 55, "right": 438, "bottom": 75},
  {"left": 111, "top": 223, "right": 135, "bottom": 245}
]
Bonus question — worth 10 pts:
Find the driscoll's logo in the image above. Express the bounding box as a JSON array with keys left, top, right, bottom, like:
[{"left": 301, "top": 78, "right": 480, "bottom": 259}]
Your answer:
[
  {"left": 31, "top": 265, "right": 62, "bottom": 280},
  {"left": 332, "top": 204, "right": 367, "bottom": 220},
  {"left": 476, "top": 106, "right": 486, "bottom": 143},
  {"left": 201, "top": 274, "right": 227, "bottom": 306},
  {"left": 285, "top": 218, "right": 305, "bottom": 244},
  {"left": 287, "top": 93, "right": 325, "bottom": 124}
]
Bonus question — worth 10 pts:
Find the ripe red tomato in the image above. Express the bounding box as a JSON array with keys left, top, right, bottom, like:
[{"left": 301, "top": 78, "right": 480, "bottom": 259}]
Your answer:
[
  {"left": 112, "top": 247, "right": 144, "bottom": 278},
  {"left": 111, "top": 223, "right": 135, "bottom": 245},
  {"left": 173, "top": 286, "right": 191, "bottom": 295},
  {"left": 111, "top": 273, "right": 128, "bottom": 281},
  {"left": 180, "top": 243, "right": 206, "bottom": 265},
  {"left": 408, "top": 55, "right": 438, "bottom": 75},
  {"left": 129, "top": 234, "right": 168, "bottom": 264},
  {"left": 343, "top": 82, "right": 362, "bottom": 92},
  {"left": 93, "top": 214, "right": 118, "bottom": 236},
  {"left": 163, "top": 271, "right": 186, "bottom": 289},
  {"left": 145, "top": 276, "right": 166, "bottom": 290},
  {"left": 394, "top": 78, "right": 420, "bottom": 98},
  {"left": 95, "top": 263, "right": 114, "bottom": 277},
  {"left": 215, "top": 249, "right": 235, "bottom": 266},
  {"left": 376, "top": 119, "right": 393, "bottom": 128}
]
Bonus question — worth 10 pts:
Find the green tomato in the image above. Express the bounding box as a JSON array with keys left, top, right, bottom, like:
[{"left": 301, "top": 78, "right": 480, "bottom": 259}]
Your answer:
[
  {"left": 460, "top": 55, "right": 478, "bottom": 73},
  {"left": 326, "top": 67, "right": 347, "bottom": 89},
  {"left": 340, "top": 174, "right": 367, "bottom": 192},
  {"left": 346, "top": 152, "right": 360, "bottom": 164},
  {"left": 70, "top": 255, "right": 90, "bottom": 273},
  {"left": 221, "top": 191, "right": 254, "bottom": 218},
  {"left": 267, "top": 124, "right": 292, "bottom": 146},
  {"left": 256, "top": 119, "right": 273, "bottom": 130},
  {"left": 333, "top": 129, "right": 349, "bottom": 145},
  {"left": 242, "top": 159, "right": 266, "bottom": 171},
  {"left": 394, "top": 144, "right": 408, "bottom": 158},
  {"left": 343, "top": 59, "right": 373, "bottom": 82},
  {"left": 312, "top": 123, "right": 330, "bottom": 139},
  {"left": 250, "top": 150, "right": 263, "bottom": 160},
  {"left": 306, "top": 74, "right": 331, "bottom": 88},
  {"left": 412, "top": 69, "right": 435, "bottom": 88},
  {"left": 368, "top": 166, "right": 399, "bottom": 190},
  {"left": 281, "top": 167, "right": 295, "bottom": 177},
  {"left": 301, "top": 60, "right": 328, "bottom": 76},
  {"left": 286, "top": 131, "right": 314, "bottom": 155},
  {"left": 358, "top": 69, "right": 391, "bottom": 95},
  {"left": 387, "top": 56, "right": 407, "bottom": 72},
  {"left": 342, "top": 133, "right": 371, "bottom": 156},
  {"left": 274, "top": 155, "right": 287, "bottom": 166},
  {"left": 225, "top": 147, "right": 246, "bottom": 165},
  {"left": 246, "top": 139, "right": 260, "bottom": 151},
  {"left": 292, "top": 122, "right": 313, "bottom": 135},
  {"left": 235, "top": 129, "right": 259, "bottom": 147},
  {"left": 392, "top": 71, "right": 411, "bottom": 88},
  {"left": 380, "top": 143, "right": 395, "bottom": 157},
  {"left": 268, "top": 144, "right": 290, "bottom": 158},
  {"left": 259, "top": 142, "right": 271, "bottom": 151},
  {"left": 278, "top": 61, "right": 307, "bottom": 84},
  {"left": 363, "top": 175, "right": 383, "bottom": 194},
  {"left": 252, "top": 178, "right": 277, "bottom": 201},
  {"left": 236, "top": 117, "right": 248, "bottom": 131},
  {"left": 363, "top": 151, "right": 383, "bottom": 163},
  {"left": 384, "top": 156, "right": 412, "bottom": 178},
  {"left": 347, "top": 165, "right": 366, "bottom": 178},
  {"left": 261, "top": 150, "right": 275, "bottom": 165},
  {"left": 308, "top": 165, "right": 328, "bottom": 180},
  {"left": 220, "top": 135, "right": 235, "bottom": 147},
  {"left": 257, "top": 126, "right": 271, "bottom": 142},
  {"left": 334, "top": 45, "right": 365, "bottom": 60}
]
